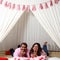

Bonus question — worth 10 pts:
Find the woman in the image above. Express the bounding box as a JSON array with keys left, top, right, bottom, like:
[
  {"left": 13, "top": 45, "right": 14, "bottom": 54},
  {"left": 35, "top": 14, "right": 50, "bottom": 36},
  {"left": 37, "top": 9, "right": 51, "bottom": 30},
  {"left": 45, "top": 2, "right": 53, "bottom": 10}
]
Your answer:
[{"left": 29, "top": 43, "right": 47, "bottom": 59}]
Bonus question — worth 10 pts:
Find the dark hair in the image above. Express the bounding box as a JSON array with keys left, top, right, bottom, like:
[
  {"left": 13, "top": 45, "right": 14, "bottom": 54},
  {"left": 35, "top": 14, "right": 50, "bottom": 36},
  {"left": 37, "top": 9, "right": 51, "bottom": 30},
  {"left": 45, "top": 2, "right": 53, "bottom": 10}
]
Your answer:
[
  {"left": 30, "top": 43, "right": 42, "bottom": 56},
  {"left": 20, "top": 42, "right": 27, "bottom": 48},
  {"left": 29, "top": 50, "right": 34, "bottom": 57},
  {"left": 17, "top": 44, "right": 20, "bottom": 48}
]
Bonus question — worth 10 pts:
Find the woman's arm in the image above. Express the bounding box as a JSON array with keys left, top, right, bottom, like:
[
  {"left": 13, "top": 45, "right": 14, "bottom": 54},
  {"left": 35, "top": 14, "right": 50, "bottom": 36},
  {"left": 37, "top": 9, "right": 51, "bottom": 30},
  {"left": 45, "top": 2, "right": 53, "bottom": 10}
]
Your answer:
[{"left": 41, "top": 49, "right": 48, "bottom": 60}]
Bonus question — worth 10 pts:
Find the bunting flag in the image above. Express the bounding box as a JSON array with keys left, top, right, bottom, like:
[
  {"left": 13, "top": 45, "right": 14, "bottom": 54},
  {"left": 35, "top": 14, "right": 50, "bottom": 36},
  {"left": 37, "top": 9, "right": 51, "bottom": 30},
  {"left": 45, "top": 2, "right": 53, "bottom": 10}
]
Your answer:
[
  {"left": 0, "top": 0, "right": 3, "bottom": 4},
  {"left": 0, "top": 0, "right": 60, "bottom": 11},
  {"left": 32, "top": 5, "right": 36, "bottom": 11},
  {"left": 25, "top": 5, "right": 30, "bottom": 12},
  {"left": 45, "top": 2, "right": 48, "bottom": 9},
  {"left": 22, "top": 5, "right": 25, "bottom": 10},
  {"left": 11, "top": 4, "right": 15, "bottom": 9},
  {"left": 50, "top": 0, "right": 53, "bottom": 6},
  {"left": 54, "top": 0, "right": 59, "bottom": 4},
  {"left": 39, "top": 4, "right": 43, "bottom": 9},
  {"left": 17, "top": 5, "right": 20, "bottom": 10},
  {"left": 4, "top": 1, "right": 11, "bottom": 9}
]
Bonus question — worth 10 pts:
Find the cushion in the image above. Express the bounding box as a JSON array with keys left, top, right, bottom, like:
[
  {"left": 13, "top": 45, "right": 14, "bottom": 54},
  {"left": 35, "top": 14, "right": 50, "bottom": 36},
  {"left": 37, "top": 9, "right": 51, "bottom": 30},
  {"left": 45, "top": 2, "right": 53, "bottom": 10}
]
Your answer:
[
  {"left": 0, "top": 57, "right": 8, "bottom": 60},
  {"left": 5, "top": 50, "right": 11, "bottom": 55}
]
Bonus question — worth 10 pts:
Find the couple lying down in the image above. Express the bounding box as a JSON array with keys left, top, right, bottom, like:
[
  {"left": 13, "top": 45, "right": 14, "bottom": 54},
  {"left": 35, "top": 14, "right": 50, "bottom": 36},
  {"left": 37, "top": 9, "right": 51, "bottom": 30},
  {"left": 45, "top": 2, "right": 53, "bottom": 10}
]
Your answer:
[
  {"left": 12, "top": 42, "right": 60, "bottom": 60},
  {"left": 13, "top": 43, "right": 47, "bottom": 58}
]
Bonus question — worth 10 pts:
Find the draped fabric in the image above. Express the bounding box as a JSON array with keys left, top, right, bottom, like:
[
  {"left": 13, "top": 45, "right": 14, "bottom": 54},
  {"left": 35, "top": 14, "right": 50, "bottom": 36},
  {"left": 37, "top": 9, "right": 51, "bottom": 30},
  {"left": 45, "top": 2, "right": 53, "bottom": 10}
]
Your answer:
[
  {"left": 0, "top": 2, "right": 24, "bottom": 42},
  {"left": 31, "top": 1, "right": 60, "bottom": 48},
  {"left": 0, "top": 0, "right": 60, "bottom": 48}
]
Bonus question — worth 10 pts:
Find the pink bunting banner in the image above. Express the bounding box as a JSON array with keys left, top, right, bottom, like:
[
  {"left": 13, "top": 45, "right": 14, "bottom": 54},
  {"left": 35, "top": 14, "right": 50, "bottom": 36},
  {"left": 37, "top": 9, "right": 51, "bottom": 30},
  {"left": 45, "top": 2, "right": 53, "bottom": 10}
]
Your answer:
[{"left": 0, "top": 0, "right": 60, "bottom": 11}]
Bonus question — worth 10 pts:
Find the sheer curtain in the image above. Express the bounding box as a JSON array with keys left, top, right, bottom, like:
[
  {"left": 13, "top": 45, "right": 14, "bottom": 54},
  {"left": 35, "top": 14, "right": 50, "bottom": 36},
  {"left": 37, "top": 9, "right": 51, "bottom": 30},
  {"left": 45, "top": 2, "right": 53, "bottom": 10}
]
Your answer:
[
  {"left": 0, "top": 0, "right": 49, "bottom": 42},
  {"left": 31, "top": 1, "right": 60, "bottom": 48},
  {"left": 0, "top": 0, "right": 60, "bottom": 48},
  {"left": 0, "top": 3, "right": 24, "bottom": 42}
]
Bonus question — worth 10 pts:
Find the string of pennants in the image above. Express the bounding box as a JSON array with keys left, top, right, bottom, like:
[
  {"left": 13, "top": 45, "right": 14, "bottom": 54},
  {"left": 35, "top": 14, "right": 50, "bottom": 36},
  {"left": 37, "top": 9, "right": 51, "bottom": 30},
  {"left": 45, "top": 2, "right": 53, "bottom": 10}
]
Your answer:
[{"left": 0, "top": 0, "right": 60, "bottom": 11}]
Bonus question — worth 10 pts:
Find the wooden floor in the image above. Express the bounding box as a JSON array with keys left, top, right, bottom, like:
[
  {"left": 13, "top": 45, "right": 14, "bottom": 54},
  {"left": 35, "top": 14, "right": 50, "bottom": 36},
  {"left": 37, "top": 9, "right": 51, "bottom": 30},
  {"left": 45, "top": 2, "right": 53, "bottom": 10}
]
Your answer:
[
  {"left": 0, "top": 51, "right": 12, "bottom": 58},
  {"left": 49, "top": 51, "right": 60, "bottom": 57},
  {"left": 0, "top": 51, "right": 60, "bottom": 58}
]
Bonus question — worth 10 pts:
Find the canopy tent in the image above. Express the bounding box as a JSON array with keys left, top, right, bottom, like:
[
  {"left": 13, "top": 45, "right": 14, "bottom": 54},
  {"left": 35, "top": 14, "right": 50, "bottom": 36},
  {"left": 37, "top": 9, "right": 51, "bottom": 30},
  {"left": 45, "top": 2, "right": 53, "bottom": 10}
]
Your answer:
[{"left": 0, "top": 0, "right": 60, "bottom": 50}]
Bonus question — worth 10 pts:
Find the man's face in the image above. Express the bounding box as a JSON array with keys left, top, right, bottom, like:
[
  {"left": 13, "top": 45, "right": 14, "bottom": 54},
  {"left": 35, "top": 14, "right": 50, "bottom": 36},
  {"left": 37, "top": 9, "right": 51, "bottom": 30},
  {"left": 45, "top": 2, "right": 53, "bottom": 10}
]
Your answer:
[
  {"left": 20, "top": 49, "right": 26, "bottom": 56},
  {"left": 21, "top": 44, "right": 27, "bottom": 52}
]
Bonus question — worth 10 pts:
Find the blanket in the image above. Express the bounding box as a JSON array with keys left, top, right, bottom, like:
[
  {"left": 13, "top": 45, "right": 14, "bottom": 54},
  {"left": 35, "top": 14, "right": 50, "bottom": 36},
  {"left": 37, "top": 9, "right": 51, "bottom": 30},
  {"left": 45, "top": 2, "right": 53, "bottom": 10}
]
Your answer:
[{"left": 8, "top": 57, "right": 60, "bottom": 60}]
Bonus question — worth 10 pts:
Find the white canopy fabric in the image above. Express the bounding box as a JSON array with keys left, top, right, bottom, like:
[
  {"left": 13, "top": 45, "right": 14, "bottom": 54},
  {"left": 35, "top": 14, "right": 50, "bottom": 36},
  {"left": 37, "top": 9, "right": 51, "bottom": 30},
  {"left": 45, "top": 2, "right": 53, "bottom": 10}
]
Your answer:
[
  {"left": 0, "top": 0, "right": 60, "bottom": 48},
  {"left": 31, "top": 1, "right": 60, "bottom": 48},
  {"left": 0, "top": 6, "right": 24, "bottom": 42}
]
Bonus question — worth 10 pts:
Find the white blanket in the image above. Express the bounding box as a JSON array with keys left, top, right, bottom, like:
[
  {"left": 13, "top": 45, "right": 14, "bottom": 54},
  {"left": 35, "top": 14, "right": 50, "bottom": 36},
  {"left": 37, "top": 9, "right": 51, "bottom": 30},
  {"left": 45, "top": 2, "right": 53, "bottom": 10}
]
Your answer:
[
  {"left": 8, "top": 57, "right": 60, "bottom": 60},
  {"left": 48, "top": 57, "right": 60, "bottom": 60}
]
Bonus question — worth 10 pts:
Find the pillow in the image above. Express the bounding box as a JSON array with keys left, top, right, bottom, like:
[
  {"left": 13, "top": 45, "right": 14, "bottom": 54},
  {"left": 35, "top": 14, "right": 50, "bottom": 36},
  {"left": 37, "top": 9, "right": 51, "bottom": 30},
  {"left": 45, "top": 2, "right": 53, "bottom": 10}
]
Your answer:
[
  {"left": 5, "top": 50, "right": 11, "bottom": 55},
  {"left": 0, "top": 57, "right": 8, "bottom": 60}
]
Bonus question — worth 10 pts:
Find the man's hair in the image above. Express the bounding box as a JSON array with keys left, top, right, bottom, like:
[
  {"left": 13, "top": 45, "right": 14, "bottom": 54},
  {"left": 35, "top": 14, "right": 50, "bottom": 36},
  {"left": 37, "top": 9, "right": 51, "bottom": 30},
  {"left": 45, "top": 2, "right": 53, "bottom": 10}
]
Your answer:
[
  {"left": 17, "top": 44, "right": 21, "bottom": 48},
  {"left": 20, "top": 42, "right": 27, "bottom": 48}
]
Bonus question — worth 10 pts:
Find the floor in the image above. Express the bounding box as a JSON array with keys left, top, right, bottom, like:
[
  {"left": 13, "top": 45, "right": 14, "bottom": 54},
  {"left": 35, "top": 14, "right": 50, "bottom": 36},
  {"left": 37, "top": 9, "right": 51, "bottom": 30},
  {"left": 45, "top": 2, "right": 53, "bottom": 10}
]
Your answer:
[
  {"left": 49, "top": 51, "right": 60, "bottom": 58},
  {"left": 0, "top": 51, "right": 60, "bottom": 58}
]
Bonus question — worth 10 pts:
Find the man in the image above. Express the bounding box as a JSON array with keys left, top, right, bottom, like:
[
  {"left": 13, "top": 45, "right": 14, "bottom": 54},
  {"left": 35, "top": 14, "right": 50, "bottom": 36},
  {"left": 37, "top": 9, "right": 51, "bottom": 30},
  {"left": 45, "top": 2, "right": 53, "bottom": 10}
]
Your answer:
[{"left": 13, "top": 42, "right": 29, "bottom": 57}]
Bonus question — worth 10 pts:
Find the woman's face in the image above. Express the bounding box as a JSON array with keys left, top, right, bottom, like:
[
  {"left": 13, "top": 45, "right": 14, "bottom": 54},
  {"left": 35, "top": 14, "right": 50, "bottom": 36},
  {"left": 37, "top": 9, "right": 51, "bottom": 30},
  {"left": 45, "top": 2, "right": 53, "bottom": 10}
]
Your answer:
[{"left": 33, "top": 44, "right": 38, "bottom": 52}]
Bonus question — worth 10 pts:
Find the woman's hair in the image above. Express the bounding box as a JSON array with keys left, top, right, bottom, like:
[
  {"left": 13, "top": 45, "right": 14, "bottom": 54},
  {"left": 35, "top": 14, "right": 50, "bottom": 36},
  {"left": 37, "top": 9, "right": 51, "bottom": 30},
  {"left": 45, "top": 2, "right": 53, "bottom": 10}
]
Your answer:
[
  {"left": 29, "top": 43, "right": 42, "bottom": 56},
  {"left": 29, "top": 50, "right": 34, "bottom": 57}
]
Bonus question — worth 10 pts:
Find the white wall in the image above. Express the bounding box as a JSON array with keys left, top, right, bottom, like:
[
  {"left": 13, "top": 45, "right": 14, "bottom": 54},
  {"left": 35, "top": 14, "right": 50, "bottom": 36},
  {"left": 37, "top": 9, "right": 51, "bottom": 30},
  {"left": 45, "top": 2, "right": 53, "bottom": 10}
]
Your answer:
[{"left": 0, "top": 11, "right": 60, "bottom": 51}]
